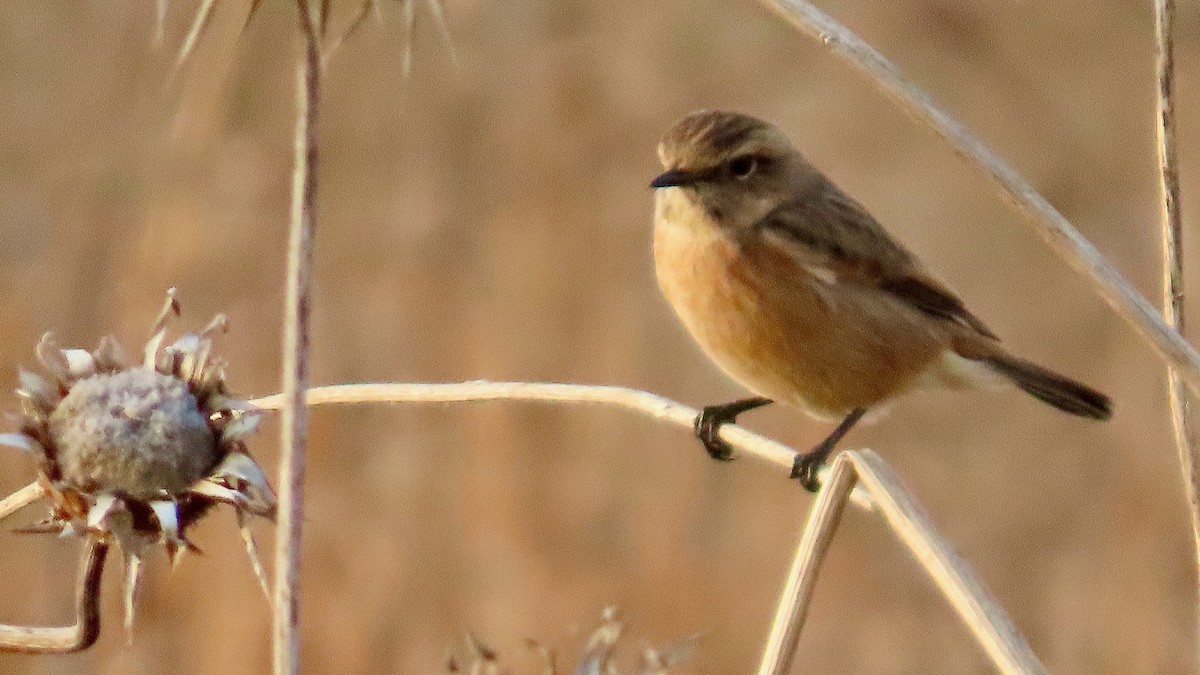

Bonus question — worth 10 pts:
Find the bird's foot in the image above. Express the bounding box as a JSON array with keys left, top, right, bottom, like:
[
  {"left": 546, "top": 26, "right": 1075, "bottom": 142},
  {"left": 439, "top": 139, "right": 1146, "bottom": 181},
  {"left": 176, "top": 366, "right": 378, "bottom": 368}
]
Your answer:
[
  {"left": 789, "top": 446, "right": 833, "bottom": 493},
  {"left": 692, "top": 397, "right": 772, "bottom": 461},
  {"left": 789, "top": 407, "right": 868, "bottom": 492}
]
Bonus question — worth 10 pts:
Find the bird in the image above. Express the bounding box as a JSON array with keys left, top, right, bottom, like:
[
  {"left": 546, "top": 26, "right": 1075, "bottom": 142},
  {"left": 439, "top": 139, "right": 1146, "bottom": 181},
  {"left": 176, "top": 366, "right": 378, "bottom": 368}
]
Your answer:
[{"left": 649, "top": 109, "right": 1112, "bottom": 491}]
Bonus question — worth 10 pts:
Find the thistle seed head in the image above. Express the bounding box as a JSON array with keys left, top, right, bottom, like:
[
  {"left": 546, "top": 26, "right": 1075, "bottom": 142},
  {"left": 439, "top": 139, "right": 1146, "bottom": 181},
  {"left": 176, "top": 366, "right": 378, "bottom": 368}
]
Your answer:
[
  {"left": 2, "top": 289, "right": 276, "bottom": 631},
  {"left": 50, "top": 369, "right": 219, "bottom": 499}
]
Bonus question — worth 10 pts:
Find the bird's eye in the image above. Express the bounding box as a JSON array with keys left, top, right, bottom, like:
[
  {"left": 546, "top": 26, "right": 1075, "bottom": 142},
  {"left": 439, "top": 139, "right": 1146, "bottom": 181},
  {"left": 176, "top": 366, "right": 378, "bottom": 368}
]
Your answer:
[{"left": 729, "top": 155, "right": 758, "bottom": 179}]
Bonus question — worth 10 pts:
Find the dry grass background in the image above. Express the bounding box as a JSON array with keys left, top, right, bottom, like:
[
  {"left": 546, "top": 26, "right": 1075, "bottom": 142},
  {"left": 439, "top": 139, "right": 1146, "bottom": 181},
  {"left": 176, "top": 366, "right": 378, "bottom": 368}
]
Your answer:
[{"left": 0, "top": 0, "right": 1196, "bottom": 672}]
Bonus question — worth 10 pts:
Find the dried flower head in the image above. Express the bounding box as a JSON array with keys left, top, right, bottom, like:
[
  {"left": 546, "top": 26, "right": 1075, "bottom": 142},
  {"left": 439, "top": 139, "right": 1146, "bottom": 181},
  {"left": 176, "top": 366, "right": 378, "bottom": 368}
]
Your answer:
[
  {"left": 1, "top": 289, "right": 275, "bottom": 632},
  {"left": 446, "top": 607, "right": 700, "bottom": 674}
]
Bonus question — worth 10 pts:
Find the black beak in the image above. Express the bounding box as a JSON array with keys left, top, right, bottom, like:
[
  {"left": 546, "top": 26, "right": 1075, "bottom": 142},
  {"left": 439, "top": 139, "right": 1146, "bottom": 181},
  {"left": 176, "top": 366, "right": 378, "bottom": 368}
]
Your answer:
[{"left": 650, "top": 168, "right": 698, "bottom": 189}]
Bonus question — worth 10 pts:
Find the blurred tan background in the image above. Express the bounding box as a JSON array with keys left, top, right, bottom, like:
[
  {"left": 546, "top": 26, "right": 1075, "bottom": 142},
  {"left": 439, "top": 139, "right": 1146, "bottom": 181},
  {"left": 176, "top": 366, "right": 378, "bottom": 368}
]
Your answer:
[{"left": 0, "top": 0, "right": 1197, "bottom": 672}]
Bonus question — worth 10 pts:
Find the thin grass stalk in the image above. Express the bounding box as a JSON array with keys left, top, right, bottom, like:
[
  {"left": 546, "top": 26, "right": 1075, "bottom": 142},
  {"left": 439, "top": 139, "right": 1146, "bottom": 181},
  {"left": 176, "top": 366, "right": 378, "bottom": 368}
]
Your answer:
[
  {"left": 755, "top": 0, "right": 1200, "bottom": 396},
  {"left": 0, "top": 482, "right": 43, "bottom": 523},
  {"left": 173, "top": 0, "right": 219, "bottom": 74},
  {"left": 1153, "top": 0, "right": 1200, "bottom": 662},
  {"left": 273, "top": 1, "right": 321, "bottom": 672},
  {"left": 756, "top": 453, "right": 857, "bottom": 675}
]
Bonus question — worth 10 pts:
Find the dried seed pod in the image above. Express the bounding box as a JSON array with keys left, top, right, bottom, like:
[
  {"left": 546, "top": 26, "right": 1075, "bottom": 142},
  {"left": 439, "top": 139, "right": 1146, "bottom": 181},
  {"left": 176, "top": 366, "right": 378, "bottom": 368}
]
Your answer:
[{"left": 3, "top": 289, "right": 276, "bottom": 635}]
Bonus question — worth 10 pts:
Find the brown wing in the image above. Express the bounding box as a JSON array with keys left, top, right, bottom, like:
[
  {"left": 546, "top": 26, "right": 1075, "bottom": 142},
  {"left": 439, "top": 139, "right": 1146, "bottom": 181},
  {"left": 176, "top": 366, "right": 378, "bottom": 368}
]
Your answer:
[
  {"left": 876, "top": 274, "right": 998, "bottom": 340},
  {"left": 755, "top": 183, "right": 998, "bottom": 340}
]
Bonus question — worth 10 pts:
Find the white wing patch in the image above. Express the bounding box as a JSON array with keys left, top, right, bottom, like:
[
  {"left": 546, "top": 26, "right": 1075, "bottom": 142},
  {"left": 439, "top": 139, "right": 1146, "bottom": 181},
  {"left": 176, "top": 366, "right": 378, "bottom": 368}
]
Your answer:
[
  {"left": 759, "top": 228, "right": 841, "bottom": 309},
  {"left": 804, "top": 265, "right": 837, "bottom": 286}
]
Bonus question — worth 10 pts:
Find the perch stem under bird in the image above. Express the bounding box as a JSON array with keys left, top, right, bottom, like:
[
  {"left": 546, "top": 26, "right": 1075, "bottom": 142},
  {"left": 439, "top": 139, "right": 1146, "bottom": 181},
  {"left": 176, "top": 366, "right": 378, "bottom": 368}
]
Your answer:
[{"left": 649, "top": 110, "right": 1112, "bottom": 491}]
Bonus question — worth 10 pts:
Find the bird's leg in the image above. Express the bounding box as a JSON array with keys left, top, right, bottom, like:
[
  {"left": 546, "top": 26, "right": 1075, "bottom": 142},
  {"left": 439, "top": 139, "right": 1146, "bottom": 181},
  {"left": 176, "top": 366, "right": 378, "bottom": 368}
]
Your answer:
[
  {"left": 791, "top": 407, "right": 867, "bottom": 492},
  {"left": 693, "top": 397, "right": 773, "bottom": 461}
]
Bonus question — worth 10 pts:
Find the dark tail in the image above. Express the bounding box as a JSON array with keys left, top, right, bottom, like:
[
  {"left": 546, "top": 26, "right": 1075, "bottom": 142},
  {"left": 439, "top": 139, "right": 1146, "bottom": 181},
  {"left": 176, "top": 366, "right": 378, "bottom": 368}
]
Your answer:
[{"left": 982, "top": 354, "right": 1112, "bottom": 420}]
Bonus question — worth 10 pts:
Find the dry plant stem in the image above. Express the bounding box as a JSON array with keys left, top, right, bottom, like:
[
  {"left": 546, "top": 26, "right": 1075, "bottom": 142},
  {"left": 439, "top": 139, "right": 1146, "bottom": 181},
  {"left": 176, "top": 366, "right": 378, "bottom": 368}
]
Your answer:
[
  {"left": 250, "top": 382, "right": 797, "bottom": 470},
  {"left": 252, "top": 382, "right": 868, "bottom": 509},
  {"left": 274, "top": 2, "right": 321, "bottom": 673},
  {"left": 853, "top": 452, "right": 1045, "bottom": 674},
  {"left": 251, "top": 385, "right": 1037, "bottom": 667},
  {"left": 757, "top": 453, "right": 856, "bottom": 675},
  {"left": 1154, "top": 0, "right": 1200, "bottom": 660},
  {"left": 0, "top": 537, "right": 109, "bottom": 654},
  {"left": 759, "top": 451, "right": 1046, "bottom": 675},
  {"left": 0, "top": 482, "right": 43, "bottom": 523},
  {"left": 174, "top": 0, "right": 219, "bottom": 74},
  {"left": 757, "top": 0, "right": 1200, "bottom": 395}
]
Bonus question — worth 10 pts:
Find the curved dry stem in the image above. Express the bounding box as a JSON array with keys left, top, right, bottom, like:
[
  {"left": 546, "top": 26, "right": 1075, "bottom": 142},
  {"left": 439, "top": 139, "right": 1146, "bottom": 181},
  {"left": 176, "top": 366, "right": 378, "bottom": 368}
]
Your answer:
[
  {"left": 756, "top": 0, "right": 1200, "bottom": 394},
  {"left": 853, "top": 452, "right": 1045, "bottom": 674},
  {"left": 759, "top": 451, "right": 1046, "bottom": 675},
  {"left": 0, "top": 482, "right": 44, "bottom": 524},
  {"left": 274, "top": 2, "right": 321, "bottom": 673},
  {"left": 0, "top": 536, "right": 110, "bottom": 654},
  {"left": 251, "top": 381, "right": 880, "bottom": 508},
  {"left": 250, "top": 382, "right": 797, "bottom": 470},
  {"left": 757, "top": 452, "right": 857, "bottom": 675},
  {"left": 251, "top": 383, "right": 1047, "bottom": 666}
]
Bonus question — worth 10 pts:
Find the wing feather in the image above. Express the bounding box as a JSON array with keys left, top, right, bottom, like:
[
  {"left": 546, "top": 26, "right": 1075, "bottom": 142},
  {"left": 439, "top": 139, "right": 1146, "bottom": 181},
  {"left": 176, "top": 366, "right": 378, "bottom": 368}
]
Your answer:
[{"left": 754, "top": 184, "right": 997, "bottom": 340}]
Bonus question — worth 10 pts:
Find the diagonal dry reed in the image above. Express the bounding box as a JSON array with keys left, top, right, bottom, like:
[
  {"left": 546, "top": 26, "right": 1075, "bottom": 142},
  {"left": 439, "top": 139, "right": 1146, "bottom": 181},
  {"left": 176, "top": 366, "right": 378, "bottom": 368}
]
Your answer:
[
  {"left": 173, "top": 0, "right": 219, "bottom": 75},
  {"left": 750, "top": 1, "right": 1199, "bottom": 666},
  {"left": 757, "top": 451, "right": 1047, "bottom": 675},
  {"left": 0, "top": 482, "right": 43, "bottom": 523},
  {"left": 756, "top": 0, "right": 1200, "bottom": 395}
]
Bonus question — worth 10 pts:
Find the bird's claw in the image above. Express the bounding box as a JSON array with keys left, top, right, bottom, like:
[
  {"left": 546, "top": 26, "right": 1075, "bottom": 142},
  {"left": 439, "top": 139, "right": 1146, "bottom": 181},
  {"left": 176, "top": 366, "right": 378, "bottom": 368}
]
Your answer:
[
  {"left": 693, "top": 408, "right": 735, "bottom": 461},
  {"left": 692, "top": 398, "right": 772, "bottom": 463},
  {"left": 790, "top": 449, "right": 829, "bottom": 493}
]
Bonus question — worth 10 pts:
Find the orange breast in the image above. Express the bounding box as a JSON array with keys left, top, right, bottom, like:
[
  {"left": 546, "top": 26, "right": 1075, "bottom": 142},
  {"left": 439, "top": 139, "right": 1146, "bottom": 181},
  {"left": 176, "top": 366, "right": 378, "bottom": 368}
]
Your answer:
[{"left": 653, "top": 194, "right": 947, "bottom": 417}]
